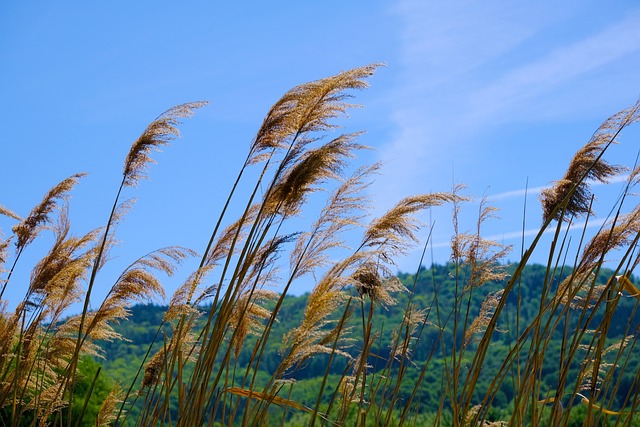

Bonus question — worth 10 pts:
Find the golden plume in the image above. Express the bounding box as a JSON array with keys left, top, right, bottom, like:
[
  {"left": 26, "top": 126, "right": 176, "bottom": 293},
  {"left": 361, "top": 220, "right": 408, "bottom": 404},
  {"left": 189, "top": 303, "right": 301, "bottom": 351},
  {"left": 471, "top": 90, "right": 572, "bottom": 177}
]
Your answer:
[
  {"left": 249, "top": 64, "right": 380, "bottom": 164},
  {"left": 352, "top": 262, "right": 406, "bottom": 307},
  {"left": 450, "top": 197, "right": 511, "bottom": 291},
  {"left": 540, "top": 100, "right": 639, "bottom": 222},
  {"left": 123, "top": 101, "right": 208, "bottom": 187},
  {"left": 12, "top": 173, "right": 86, "bottom": 250},
  {"left": 363, "top": 193, "right": 460, "bottom": 256},
  {"left": 463, "top": 290, "right": 504, "bottom": 348},
  {"left": 290, "top": 164, "right": 375, "bottom": 281},
  {"left": 0, "top": 204, "right": 21, "bottom": 221},
  {"left": 228, "top": 289, "right": 279, "bottom": 358},
  {"left": 264, "top": 133, "right": 366, "bottom": 217},
  {"left": 579, "top": 205, "right": 640, "bottom": 272}
]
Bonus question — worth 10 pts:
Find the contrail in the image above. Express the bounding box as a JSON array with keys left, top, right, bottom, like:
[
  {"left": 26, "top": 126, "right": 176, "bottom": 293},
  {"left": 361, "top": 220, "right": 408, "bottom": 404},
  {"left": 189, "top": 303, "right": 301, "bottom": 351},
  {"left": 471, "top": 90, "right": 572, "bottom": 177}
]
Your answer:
[
  {"left": 428, "top": 216, "right": 610, "bottom": 249},
  {"left": 486, "top": 174, "right": 630, "bottom": 202},
  {"left": 427, "top": 173, "right": 631, "bottom": 250}
]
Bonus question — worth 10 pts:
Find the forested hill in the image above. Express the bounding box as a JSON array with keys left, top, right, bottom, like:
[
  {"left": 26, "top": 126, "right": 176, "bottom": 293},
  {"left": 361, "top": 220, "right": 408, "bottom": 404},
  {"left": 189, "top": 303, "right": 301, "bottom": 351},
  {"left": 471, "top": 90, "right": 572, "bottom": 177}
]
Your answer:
[{"left": 96, "top": 262, "right": 640, "bottom": 423}]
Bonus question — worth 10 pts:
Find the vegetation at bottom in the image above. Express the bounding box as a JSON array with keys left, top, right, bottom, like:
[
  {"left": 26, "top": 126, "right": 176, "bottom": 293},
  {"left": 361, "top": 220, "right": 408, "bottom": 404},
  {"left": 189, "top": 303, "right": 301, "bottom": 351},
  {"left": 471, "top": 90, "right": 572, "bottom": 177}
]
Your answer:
[{"left": 1, "top": 65, "right": 640, "bottom": 426}]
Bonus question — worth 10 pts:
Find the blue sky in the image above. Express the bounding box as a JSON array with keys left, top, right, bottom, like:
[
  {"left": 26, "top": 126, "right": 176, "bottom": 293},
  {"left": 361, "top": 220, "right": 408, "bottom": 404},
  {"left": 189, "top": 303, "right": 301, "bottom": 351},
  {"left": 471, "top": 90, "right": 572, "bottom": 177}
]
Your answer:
[{"left": 2, "top": 2, "right": 640, "bottom": 305}]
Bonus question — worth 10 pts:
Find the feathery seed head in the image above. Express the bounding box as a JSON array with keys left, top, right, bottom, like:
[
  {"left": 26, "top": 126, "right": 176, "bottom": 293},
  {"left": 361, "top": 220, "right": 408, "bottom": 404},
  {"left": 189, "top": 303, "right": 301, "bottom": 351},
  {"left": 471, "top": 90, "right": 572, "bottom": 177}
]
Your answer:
[
  {"left": 13, "top": 173, "right": 86, "bottom": 250},
  {"left": 141, "top": 328, "right": 199, "bottom": 390},
  {"left": 352, "top": 263, "right": 406, "bottom": 307},
  {"left": 28, "top": 207, "right": 99, "bottom": 311},
  {"left": 249, "top": 64, "right": 380, "bottom": 164},
  {"left": 239, "top": 234, "right": 294, "bottom": 293},
  {"left": 555, "top": 271, "right": 603, "bottom": 310},
  {"left": 390, "top": 304, "right": 428, "bottom": 362},
  {"left": 629, "top": 163, "right": 640, "bottom": 186},
  {"left": 579, "top": 205, "right": 640, "bottom": 273},
  {"left": 282, "top": 273, "right": 352, "bottom": 369},
  {"left": 96, "top": 384, "right": 123, "bottom": 427},
  {"left": 451, "top": 198, "right": 511, "bottom": 290},
  {"left": 264, "top": 133, "right": 367, "bottom": 217},
  {"left": 0, "top": 236, "right": 11, "bottom": 273},
  {"left": 104, "top": 246, "right": 195, "bottom": 311},
  {"left": 229, "top": 289, "right": 278, "bottom": 358},
  {"left": 464, "top": 290, "right": 504, "bottom": 348},
  {"left": 540, "top": 99, "right": 640, "bottom": 222},
  {"left": 166, "top": 266, "right": 212, "bottom": 318},
  {"left": 289, "top": 165, "right": 374, "bottom": 281},
  {"left": 0, "top": 204, "right": 21, "bottom": 221},
  {"left": 141, "top": 350, "right": 165, "bottom": 389},
  {"left": 205, "top": 205, "right": 259, "bottom": 268},
  {"left": 123, "top": 101, "right": 208, "bottom": 187},
  {"left": 364, "top": 193, "right": 460, "bottom": 257}
]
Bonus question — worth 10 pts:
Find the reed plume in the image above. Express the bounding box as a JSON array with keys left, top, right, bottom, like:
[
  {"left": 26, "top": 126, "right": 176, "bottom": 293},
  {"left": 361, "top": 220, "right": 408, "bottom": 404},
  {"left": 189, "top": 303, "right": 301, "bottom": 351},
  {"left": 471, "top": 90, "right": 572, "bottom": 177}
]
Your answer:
[
  {"left": 338, "top": 373, "right": 365, "bottom": 407},
  {"left": 123, "top": 101, "right": 208, "bottom": 187},
  {"left": 353, "top": 192, "right": 459, "bottom": 308},
  {"left": 95, "top": 383, "right": 123, "bottom": 427},
  {"left": 289, "top": 164, "right": 374, "bottom": 281},
  {"left": 579, "top": 205, "right": 640, "bottom": 272},
  {"left": 578, "top": 335, "right": 633, "bottom": 392},
  {"left": 249, "top": 65, "right": 379, "bottom": 165},
  {"left": 206, "top": 205, "right": 259, "bottom": 269},
  {"left": 166, "top": 267, "right": 211, "bottom": 320},
  {"left": 27, "top": 207, "right": 100, "bottom": 318},
  {"left": 108, "top": 246, "right": 193, "bottom": 302},
  {"left": 84, "top": 247, "right": 194, "bottom": 343},
  {"left": 629, "top": 163, "right": 640, "bottom": 186},
  {"left": 0, "top": 236, "right": 11, "bottom": 273},
  {"left": 540, "top": 100, "right": 640, "bottom": 222},
  {"left": 0, "top": 205, "right": 21, "bottom": 221},
  {"left": 451, "top": 198, "right": 511, "bottom": 291},
  {"left": 554, "top": 206, "right": 640, "bottom": 310},
  {"left": 140, "top": 350, "right": 165, "bottom": 390},
  {"left": 540, "top": 142, "right": 624, "bottom": 222},
  {"left": 390, "top": 304, "right": 428, "bottom": 363},
  {"left": 352, "top": 262, "right": 406, "bottom": 307},
  {"left": 229, "top": 289, "right": 279, "bottom": 358},
  {"left": 140, "top": 326, "right": 198, "bottom": 391},
  {"left": 363, "top": 193, "right": 459, "bottom": 256},
  {"left": 54, "top": 312, "right": 123, "bottom": 361},
  {"left": 463, "top": 290, "right": 504, "bottom": 348},
  {"left": 12, "top": 173, "right": 86, "bottom": 251},
  {"left": 243, "top": 234, "right": 294, "bottom": 293},
  {"left": 281, "top": 271, "right": 353, "bottom": 370},
  {"left": 264, "top": 133, "right": 366, "bottom": 217}
]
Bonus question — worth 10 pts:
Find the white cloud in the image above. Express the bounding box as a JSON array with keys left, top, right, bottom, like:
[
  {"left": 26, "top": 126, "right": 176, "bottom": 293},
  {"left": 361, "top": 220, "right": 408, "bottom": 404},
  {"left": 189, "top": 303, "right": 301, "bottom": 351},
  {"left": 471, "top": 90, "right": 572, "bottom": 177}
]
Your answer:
[
  {"left": 428, "top": 216, "right": 609, "bottom": 250},
  {"left": 374, "top": 2, "right": 640, "bottom": 214},
  {"left": 393, "top": 2, "right": 555, "bottom": 86},
  {"left": 487, "top": 174, "right": 630, "bottom": 201},
  {"left": 466, "top": 11, "right": 640, "bottom": 124}
]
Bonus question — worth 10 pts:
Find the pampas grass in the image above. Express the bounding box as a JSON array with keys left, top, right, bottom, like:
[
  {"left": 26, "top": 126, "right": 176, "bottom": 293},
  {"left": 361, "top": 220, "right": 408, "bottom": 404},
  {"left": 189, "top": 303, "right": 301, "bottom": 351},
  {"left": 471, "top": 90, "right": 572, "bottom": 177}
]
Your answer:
[{"left": 1, "top": 66, "right": 639, "bottom": 426}]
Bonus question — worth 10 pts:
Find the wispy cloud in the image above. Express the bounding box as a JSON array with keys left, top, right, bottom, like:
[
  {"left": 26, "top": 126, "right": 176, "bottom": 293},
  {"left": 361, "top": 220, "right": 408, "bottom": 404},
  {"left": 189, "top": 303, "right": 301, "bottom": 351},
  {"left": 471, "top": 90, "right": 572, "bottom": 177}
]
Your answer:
[
  {"left": 487, "top": 174, "right": 631, "bottom": 201},
  {"left": 466, "top": 10, "right": 640, "bottom": 124},
  {"left": 428, "top": 216, "right": 609, "bottom": 250},
  {"left": 374, "top": 2, "right": 640, "bottom": 213}
]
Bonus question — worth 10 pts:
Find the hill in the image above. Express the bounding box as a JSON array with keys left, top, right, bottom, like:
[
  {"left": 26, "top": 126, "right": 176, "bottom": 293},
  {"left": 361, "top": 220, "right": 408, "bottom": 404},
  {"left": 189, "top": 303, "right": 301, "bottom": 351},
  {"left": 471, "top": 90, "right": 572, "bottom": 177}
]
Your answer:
[{"left": 95, "top": 262, "right": 640, "bottom": 425}]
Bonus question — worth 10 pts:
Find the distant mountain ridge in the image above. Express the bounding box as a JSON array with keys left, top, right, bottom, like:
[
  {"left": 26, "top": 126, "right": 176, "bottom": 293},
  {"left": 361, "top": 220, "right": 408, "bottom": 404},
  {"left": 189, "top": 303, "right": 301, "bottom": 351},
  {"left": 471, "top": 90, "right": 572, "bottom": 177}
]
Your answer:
[{"left": 97, "top": 262, "right": 640, "bottom": 420}]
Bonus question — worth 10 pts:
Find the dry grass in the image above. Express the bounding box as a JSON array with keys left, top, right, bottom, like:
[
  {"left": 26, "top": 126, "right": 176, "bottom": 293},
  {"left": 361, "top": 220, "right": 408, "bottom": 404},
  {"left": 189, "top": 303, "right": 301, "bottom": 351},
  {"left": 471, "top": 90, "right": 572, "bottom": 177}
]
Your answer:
[{"left": 0, "top": 67, "right": 639, "bottom": 426}]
